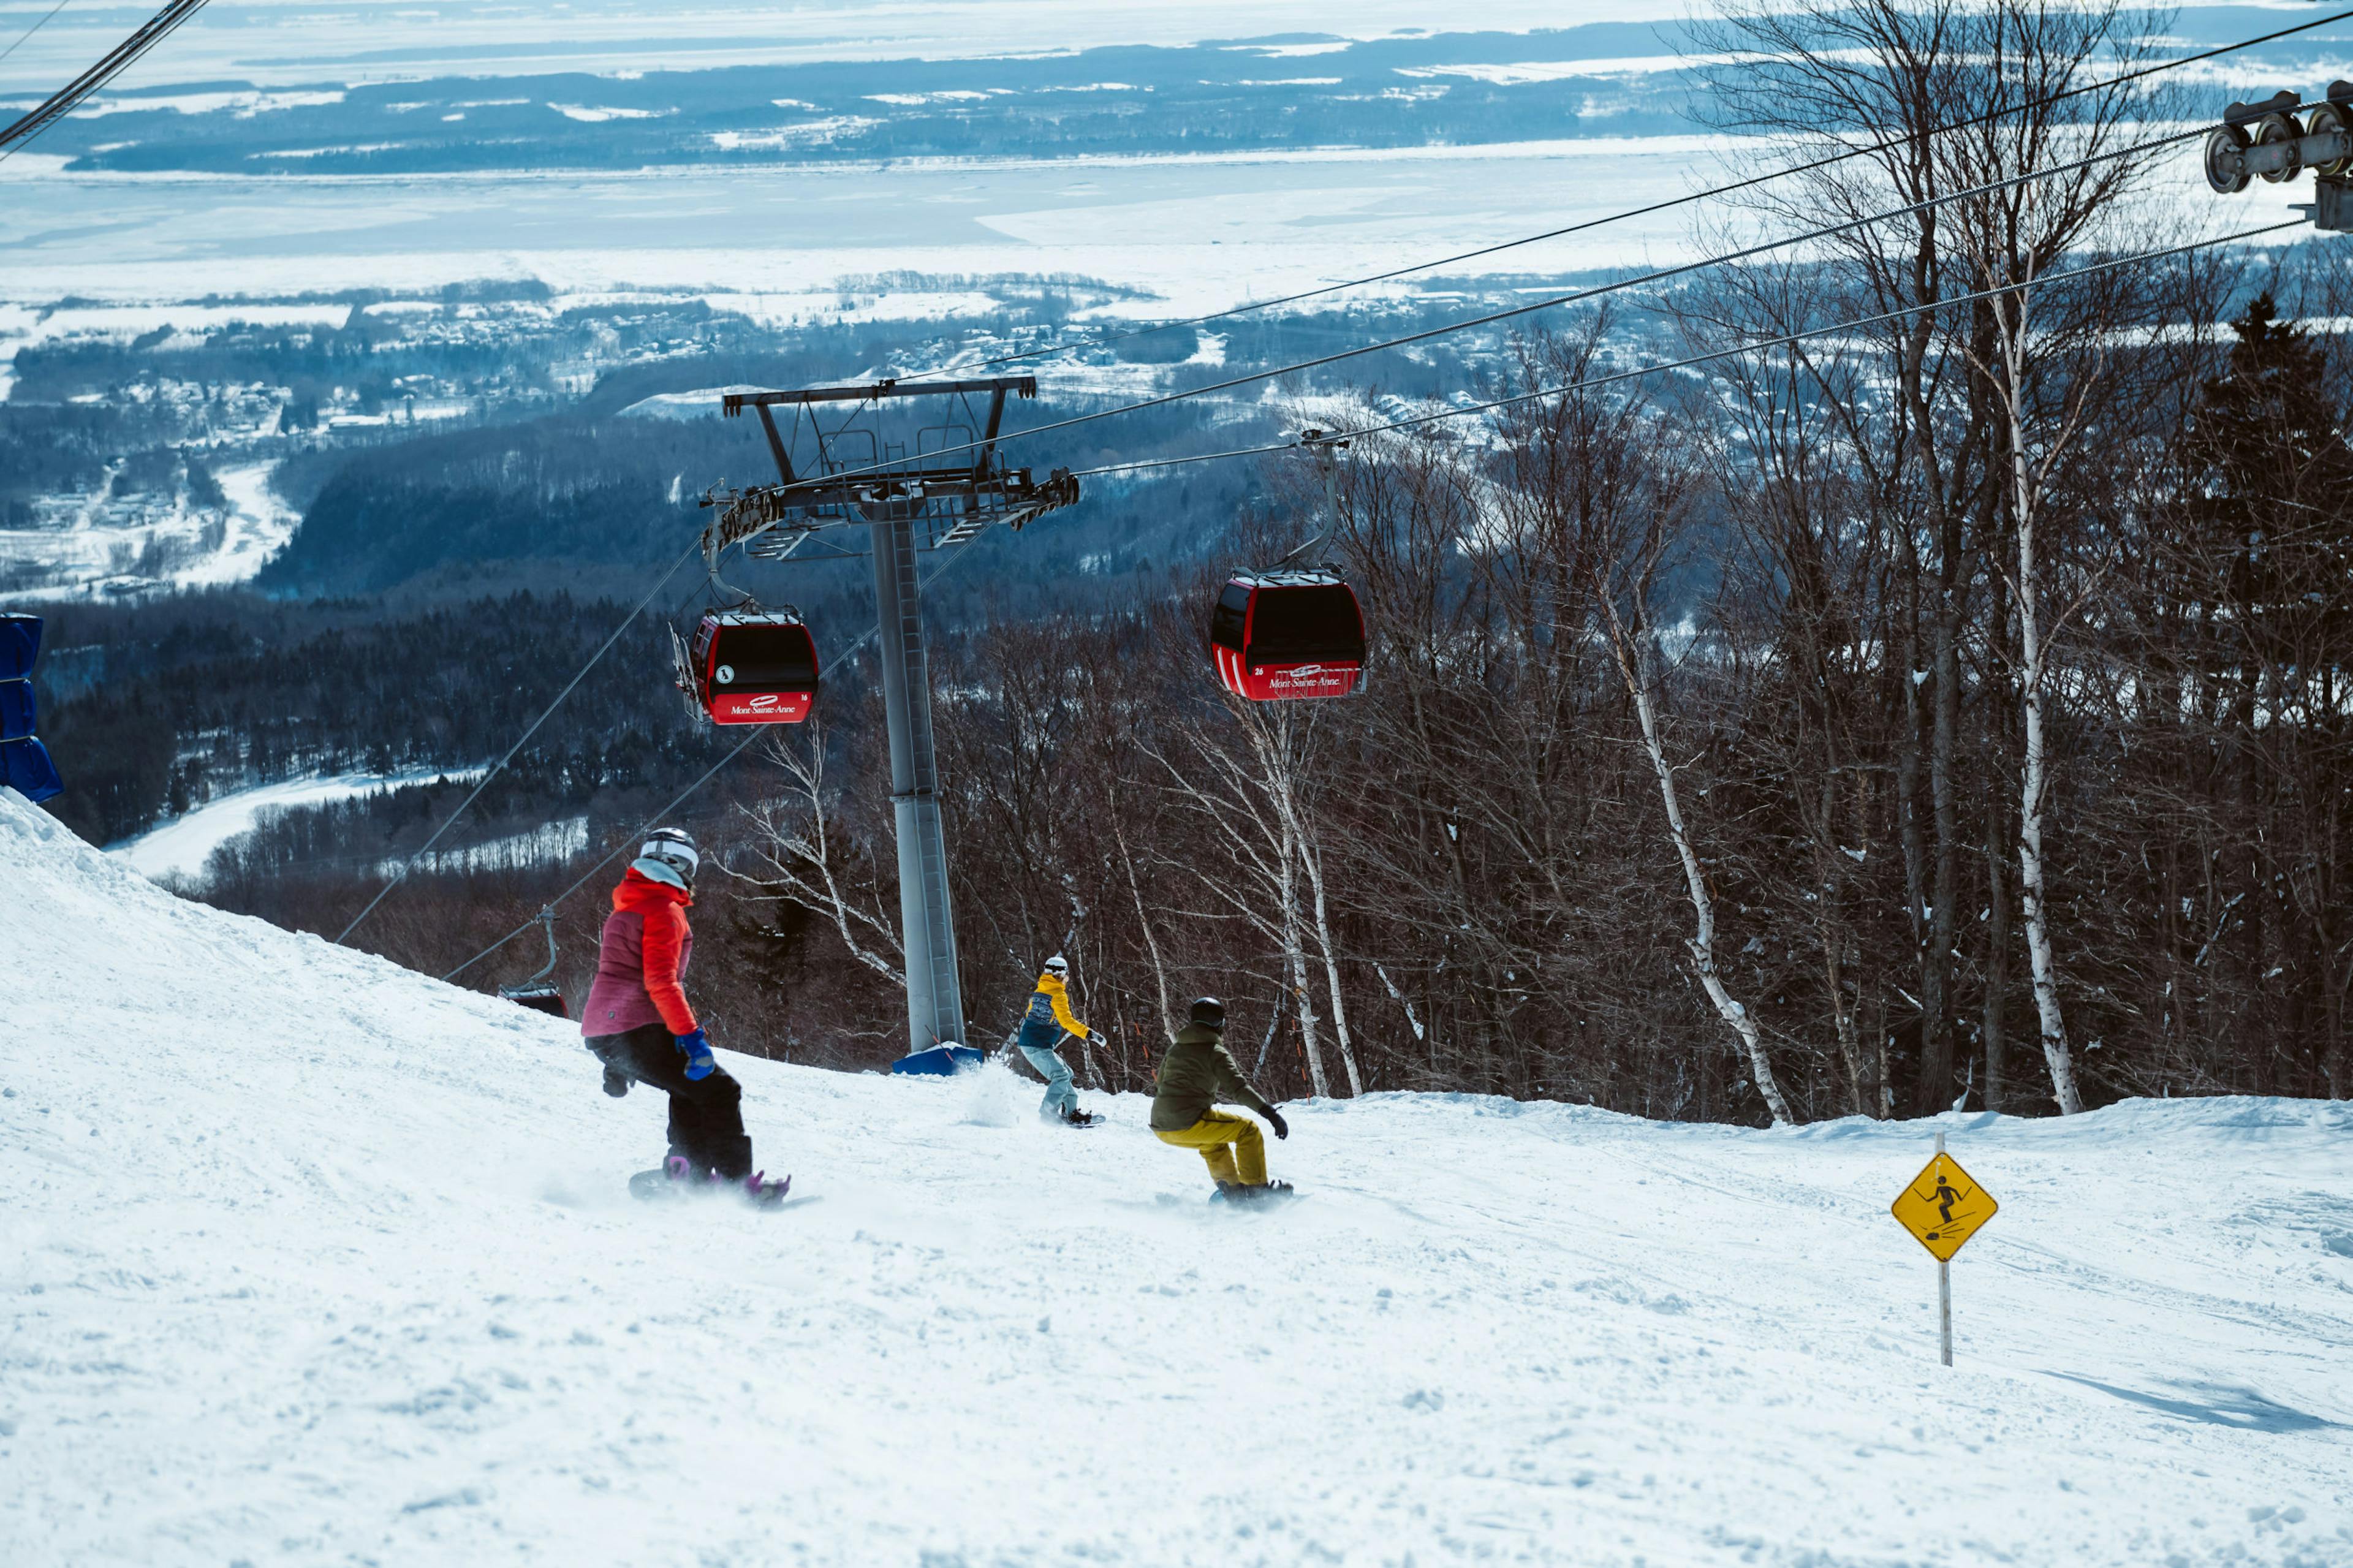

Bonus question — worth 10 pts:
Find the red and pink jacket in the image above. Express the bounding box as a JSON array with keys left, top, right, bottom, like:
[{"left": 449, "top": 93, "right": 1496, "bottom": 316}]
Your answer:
[{"left": 580, "top": 868, "right": 697, "bottom": 1039}]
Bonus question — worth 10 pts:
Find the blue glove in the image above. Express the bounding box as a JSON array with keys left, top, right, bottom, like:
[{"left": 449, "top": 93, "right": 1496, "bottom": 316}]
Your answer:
[{"left": 676, "top": 1028, "right": 715, "bottom": 1081}]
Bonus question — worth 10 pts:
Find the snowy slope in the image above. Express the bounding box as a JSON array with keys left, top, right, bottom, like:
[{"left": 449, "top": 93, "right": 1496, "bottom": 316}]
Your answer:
[{"left": 2, "top": 786, "right": 2350, "bottom": 1567}]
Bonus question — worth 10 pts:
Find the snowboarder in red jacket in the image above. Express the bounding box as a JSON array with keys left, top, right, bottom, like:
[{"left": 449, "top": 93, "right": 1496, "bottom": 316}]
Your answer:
[{"left": 581, "top": 828, "right": 785, "bottom": 1203}]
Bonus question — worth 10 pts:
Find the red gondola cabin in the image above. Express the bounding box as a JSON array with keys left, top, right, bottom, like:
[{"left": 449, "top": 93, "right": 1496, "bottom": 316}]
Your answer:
[
  {"left": 1209, "top": 572, "right": 1366, "bottom": 702},
  {"left": 689, "top": 610, "right": 820, "bottom": 724}
]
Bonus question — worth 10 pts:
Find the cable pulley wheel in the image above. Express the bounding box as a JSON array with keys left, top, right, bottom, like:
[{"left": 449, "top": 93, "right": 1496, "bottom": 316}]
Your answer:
[
  {"left": 2205, "top": 122, "right": 2253, "bottom": 193},
  {"left": 2254, "top": 110, "right": 2303, "bottom": 182},
  {"left": 2305, "top": 100, "right": 2353, "bottom": 177}
]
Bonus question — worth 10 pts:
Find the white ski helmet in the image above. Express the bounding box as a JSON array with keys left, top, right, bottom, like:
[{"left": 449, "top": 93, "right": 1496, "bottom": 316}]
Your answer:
[
  {"left": 632, "top": 826, "right": 700, "bottom": 890},
  {"left": 1044, "top": 954, "right": 1069, "bottom": 976}
]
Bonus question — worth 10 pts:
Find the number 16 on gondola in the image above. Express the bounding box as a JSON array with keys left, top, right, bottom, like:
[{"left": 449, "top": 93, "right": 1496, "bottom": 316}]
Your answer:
[{"left": 1889, "top": 1132, "right": 1999, "bottom": 1367}]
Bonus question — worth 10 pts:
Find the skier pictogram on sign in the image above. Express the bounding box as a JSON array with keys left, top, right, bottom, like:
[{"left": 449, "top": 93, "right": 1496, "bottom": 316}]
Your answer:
[{"left": 1890, "top": 1151, "right": 1998, "bottom": 1262}]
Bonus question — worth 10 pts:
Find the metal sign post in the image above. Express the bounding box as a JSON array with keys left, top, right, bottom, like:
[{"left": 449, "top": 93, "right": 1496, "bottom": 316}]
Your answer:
[
  {"left": 1935, "top": 1132, "right": 1953, "bottom": 1366},
  {"left": 1890, "top": 1129, "right": 1999, "bottom": 1367}
]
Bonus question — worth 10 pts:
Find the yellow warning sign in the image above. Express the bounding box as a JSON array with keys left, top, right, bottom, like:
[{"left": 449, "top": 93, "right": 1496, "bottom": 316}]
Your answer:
[{"left": 1890, "top": 1152, "right": 1998, "bottom": 1262}]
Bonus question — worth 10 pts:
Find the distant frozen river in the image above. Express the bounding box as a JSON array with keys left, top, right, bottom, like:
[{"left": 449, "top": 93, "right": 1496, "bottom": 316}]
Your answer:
[{"left": 0, "top": 138, "right": 1730, "bottom": 309}]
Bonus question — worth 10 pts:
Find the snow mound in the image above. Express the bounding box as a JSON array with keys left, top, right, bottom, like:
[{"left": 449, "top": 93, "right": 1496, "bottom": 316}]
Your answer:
[{"left": 2, "top": 788, "right": 2349, "bottom": 1566}]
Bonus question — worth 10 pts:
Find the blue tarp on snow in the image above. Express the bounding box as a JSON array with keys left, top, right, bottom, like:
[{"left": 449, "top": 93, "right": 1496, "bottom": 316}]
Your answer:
[
  {"left": 0, "top": 613, "right": 62, "bottom": 801},
  {"left": 890, "top": 1044, "right": 986, "bottom": 1077}
]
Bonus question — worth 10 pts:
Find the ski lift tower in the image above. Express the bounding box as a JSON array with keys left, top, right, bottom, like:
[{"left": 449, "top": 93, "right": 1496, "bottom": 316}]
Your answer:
[{"left": 703, "top": 377, "right": 1079, "bottom": 1068}]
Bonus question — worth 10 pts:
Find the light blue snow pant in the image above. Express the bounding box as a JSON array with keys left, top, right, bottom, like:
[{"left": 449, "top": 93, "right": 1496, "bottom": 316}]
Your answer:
[{"left": 1018, "top": 1042, "right": 1078, "bottom": 1118}]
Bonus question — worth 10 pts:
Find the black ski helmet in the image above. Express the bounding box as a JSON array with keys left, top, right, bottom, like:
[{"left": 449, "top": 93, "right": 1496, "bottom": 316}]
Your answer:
[{"left": 1188, "top": 996, "right": 1226, "bottom": 1031}]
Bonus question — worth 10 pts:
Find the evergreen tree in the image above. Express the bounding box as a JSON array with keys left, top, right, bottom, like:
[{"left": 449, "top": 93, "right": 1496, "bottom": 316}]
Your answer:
[{"left": 2180, "top": 292, "right": 2353, "bottom": 678}]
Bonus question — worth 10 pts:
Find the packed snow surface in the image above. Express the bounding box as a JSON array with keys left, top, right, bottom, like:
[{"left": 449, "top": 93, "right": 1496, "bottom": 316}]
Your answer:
[{"left": 3, "top": 787, "right": 2349, "bottom": 1566}]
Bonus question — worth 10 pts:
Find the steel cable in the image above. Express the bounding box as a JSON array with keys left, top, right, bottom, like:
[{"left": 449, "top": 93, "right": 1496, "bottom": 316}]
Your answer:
[
  {"left": 1063, "top": 219, "right": 2310, "bottom": 480},
  {"left": 333, "top": 537, "right": 704, "bottom": 944},
  {"left": 0, "top": 0, "right": 77, "bottom": 67},
  {"left": 891, "top": 9, "right": 2353, "bottom": 382},
  {"left": 439, "top": 531, "right": 987, "bottom": 985},
  {"left": 0, "top": 0, "right": 208, "bottom": 160},
  {"left": 724, "top": 112, "right": 2297, "bottom": 509}
]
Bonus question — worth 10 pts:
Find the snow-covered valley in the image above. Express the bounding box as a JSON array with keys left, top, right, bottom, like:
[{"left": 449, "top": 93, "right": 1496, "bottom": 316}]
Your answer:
[
  {"left": 0, "top": 458, "right": 299, "bottom": 600},
  {"left": 2, "top": 787, "right": 2348, "bottom": 1565},
  {"left": 108, "top": 767, "right": 490, "bottom": 884}
]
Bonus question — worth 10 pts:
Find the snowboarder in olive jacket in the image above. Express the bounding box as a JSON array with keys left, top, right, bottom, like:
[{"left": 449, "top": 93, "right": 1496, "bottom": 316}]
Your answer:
[
  {"left": 580, "top": 828, "right": 785, "bottom": 1203},
  {"left": 1152, "top": 996, "right": 1290, "bottom": 1199}
]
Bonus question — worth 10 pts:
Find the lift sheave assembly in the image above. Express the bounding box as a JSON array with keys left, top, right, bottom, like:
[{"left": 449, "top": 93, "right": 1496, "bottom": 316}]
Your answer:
[{"left": 2205, "top": 81, "right": 2353, "bottom": 229}]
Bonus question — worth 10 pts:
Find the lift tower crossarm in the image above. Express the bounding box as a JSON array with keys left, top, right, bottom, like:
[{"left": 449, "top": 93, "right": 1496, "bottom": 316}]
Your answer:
[
  {"left": 709, "top": 375, "right": 1073, "bottom": 555},
  {"left": 722, "top": 377, "right": 1038, "bottom": 411}
]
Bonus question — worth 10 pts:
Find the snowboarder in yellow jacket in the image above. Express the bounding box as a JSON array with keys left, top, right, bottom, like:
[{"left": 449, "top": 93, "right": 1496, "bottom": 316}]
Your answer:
[
  {"left": 1153, "top": 997, "right": 1292, "bottom": 1200},
  {"left": 1016, "top": 955, "right": 1102, "bottom": 1127}
]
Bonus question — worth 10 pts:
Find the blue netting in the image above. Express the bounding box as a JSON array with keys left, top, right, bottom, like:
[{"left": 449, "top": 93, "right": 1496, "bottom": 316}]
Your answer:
[
  {"left": 0, "top": 615, "right": 59, "bottom": 800},
  {"left": 2, "top": 736, "right": 63, "bottom": 803},
  {"left": 0, "top": 614, "right": 39, "bottom": 681}
]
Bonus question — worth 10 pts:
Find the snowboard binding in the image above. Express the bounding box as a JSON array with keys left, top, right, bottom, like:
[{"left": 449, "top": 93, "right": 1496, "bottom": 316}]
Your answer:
[
  {"left": 629, "top": 1158, "right": 792, "bottom": 1208},
  {"left": 1211, "top": 1180, "right": 1297, "bottom": 1206}
]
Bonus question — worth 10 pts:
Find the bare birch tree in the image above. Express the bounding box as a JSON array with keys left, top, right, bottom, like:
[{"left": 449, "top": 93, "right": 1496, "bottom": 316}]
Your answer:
[{"left": 732, "top": 725, "right": 905, "bottom": 985}]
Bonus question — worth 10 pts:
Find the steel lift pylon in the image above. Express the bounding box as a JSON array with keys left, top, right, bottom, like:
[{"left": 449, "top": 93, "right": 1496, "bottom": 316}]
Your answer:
[{"left": 707, "top": 378, "right": 1078, "bottom": 1070}]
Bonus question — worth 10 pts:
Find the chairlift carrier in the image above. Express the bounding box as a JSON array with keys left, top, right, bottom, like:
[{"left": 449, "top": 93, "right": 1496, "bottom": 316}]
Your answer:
[{"left": 499, "top": 906, "right": 569, "bottom": 1018}]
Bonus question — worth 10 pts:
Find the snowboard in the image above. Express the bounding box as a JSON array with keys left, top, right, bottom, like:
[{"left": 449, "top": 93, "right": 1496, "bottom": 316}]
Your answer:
[
  {"left": 628, "top": 1168, "right": 808, "bottom": 1210},
  {"left": 1154, "top": 1186, "right": 1304, "bottom": 1209}
]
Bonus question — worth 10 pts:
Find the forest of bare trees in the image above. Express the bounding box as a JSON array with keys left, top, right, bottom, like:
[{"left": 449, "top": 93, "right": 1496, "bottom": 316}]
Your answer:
[
  {"left": 685, "top": 0, "right": 2351, "bottom": 1124},
  {"left": 135, "top": 0, "right": 2347, "bottom": 1127}
]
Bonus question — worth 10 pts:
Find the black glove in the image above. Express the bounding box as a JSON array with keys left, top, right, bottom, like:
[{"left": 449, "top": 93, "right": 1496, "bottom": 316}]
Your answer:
[
  {"left": 602, "top": 1065, "right": 631, "bottom": 1099},
  {"left": 1265, "top": 1108, "right": 1289, "bottom": 1140}
]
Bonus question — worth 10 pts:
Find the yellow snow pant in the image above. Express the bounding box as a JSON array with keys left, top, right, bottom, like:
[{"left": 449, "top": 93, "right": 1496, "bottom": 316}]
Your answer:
[{"left": 1155, "top": 1110, "right": 1267, "bottom": 1186}]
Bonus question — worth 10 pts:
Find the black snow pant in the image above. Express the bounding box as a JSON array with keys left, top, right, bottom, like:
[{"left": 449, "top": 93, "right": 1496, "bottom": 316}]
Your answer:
[{"left": 586, "top": 1023, "right": 754, "bottom": 1181}]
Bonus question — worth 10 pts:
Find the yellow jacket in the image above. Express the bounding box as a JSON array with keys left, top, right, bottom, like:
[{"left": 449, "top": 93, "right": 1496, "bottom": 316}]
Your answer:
[{"left": 1019, "top": 973, "right": 1093, "bottom": 1045}]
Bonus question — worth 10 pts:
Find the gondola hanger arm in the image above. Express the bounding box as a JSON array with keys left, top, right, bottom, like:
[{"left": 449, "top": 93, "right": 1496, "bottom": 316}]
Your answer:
[{"left": 1265, "top": 427, "right": 1351, "bottom": 575}]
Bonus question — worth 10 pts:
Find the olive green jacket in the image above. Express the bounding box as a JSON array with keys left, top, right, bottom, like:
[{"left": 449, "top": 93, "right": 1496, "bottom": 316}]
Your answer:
[{"left": 1150, "top": 1023, "right": 1276, "bottom": 1132}]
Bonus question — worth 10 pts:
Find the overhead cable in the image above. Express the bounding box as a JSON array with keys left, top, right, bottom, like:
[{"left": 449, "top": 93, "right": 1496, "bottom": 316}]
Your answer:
[
  {"left": 438, "top": 533, "right": 987, "bottom": 986},
  {"left": 1067, "top": 219, "right": 2310, "bottom": 480},
  {"left": 0, "top": 0, "right": 76, "bottom": 67},
  {"left": 896, "top": 8, "right": 2353, "bottom": 381},
  {"left": 334, "top": 537, "right": 705, "bottom": 945},
  {"left": 0, "top": 0, "right": 208, "bottom": 157},
  {"left": 735, "top": 113, "right": 2265, "bottom": 506}
]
